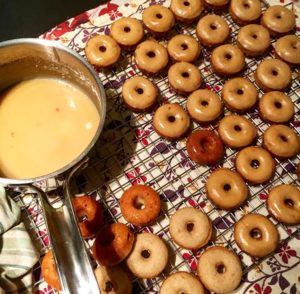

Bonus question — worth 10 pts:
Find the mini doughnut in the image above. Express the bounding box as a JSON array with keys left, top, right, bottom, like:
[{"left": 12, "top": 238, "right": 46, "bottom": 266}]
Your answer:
[
  {"left": 120, "top": 185, "right": 161, "bottom": 226},
  {"left": 41, "top": 250, "right": 61, "bottom": 291},
  {"left": 267, "top": 184, "right": 300, "bottom": 226},
  {"left": 169, "top": 207, "right": 212, "bottom": 249},
  {"left": 230, "top": 0, "right": 262, "bottom": 25},
  {"left": 258, "top": 91, "right": 294, "bottom": 123},
  {"left": 204, "top": 0, "right": 229, "bottom": 10},
  {"left": 110, "top": 17, "right": 144, "bottom": 48},
  {"left": 261, "top": 5, "right": 296, "bottom": 36},
  {"left": 234, "top": 213, "right": 279, "bottom": 257},
  {"left": 254, "top": 59, "right": 292, "bottom": 92},
  {"left": 167, "top": 34, "right": 201, "bottom": 63},
  {"left": 263, "top": 124, "right": 300, "bottom": 159},
  {"left": 142, "top": 5, "right": 175, "bottom": 35},
  {"left": 275, "top": 35, "right": 300, "bottom": 66},
  {"left": 186, "top": 89, "right": 223, "bottom": 124},
  {"left": 218, "top": 115, "right": 257, "bottom": 149},
  {"left": 196, "top": 14, "right": 230, "bottom": 47},
  {"left": 85, "top": 35, "right": 121, "bottom": 68},
  {"left": 73, "top": 195, "right": 104, "bottom": 239},
  {"left": 222, "top": 77, "right": 258, "bottom": 113},
  {"left": 237, "top": 24, "right": 270, "bottom": 56},
  {"left": 160, "top": 272, "right": 205, "bottom": 294},
  {"left": 94, "top": 265, "right": 132, "bottom": 294},
  {"left": 122, "top": 76, "right": 158, "bottom": 112},
  {"left": 170, "top": 0, "right": 204, "bottom": 23},
  {"left": 126, "top": 233, "right": 168, "bottom": 278},
  {"left": 153, "top": 103, "right": 190, "bottom": 140},
  {"left": 235, "top": 146, "right": 275, "bottom": 184},
  {"left": 92, "top": 223, "right": 135, "bottom": 266},
  {"left": 168, "top": 62, "right": 202, "bottom": 94},
  {"left": 134, "top": 40, "right": 168, "bottom": 75},
  {"left": 186, "top": 129, "right": 224, "bottom": 165},
  {"left": 197, "top": 246, "right": 242, "bottom": 293},
  {"left": 211, "top": 44, "right": 245, "bottom": 76},
  {"left": 206, "top": 168, "right": 248, "bottom": 210}
]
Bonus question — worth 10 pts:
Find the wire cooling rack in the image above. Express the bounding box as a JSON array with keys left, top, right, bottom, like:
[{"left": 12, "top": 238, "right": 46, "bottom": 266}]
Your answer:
[{"left": 11, "top": 0, "right": 300, "bottom": 293}]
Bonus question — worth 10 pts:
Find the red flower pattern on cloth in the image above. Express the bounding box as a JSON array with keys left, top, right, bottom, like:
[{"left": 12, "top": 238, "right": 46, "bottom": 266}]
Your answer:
[
  {"left": 98, "top": 3, "right": 122, "bottom": 20},
  {"left": 253, "top": 284, "right": 272, "bottom": 294},
  {"left": 135, "top": 129, "right": 151, "bottom": 146},
  {"left": 125, "top": 167, "right": 147, "bottom": 185},
  {"left": 182, "top": 252, "right": 197, "bottom": 271},
  {"left": 278, "top": 244, "right": 297, "bottom": 264}
]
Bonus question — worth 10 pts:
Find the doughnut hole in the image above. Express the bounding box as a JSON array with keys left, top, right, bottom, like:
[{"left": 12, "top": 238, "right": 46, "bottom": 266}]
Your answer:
[
  {"left": 199, "top": 138, "right": 210, "bottom": 152},
  {"left": 284, "top": 198, "right": 294, "bottom": 207},
  {"left": 201, "top": 100, "right": 209, "bottom": 107},
  {"left": 234, "top": 125, "right": 242, "bottom": 132},
  {"left": 252, "top": 34, "right": 258, "bottom": 39},
  {"left": 250, "top": 228, "right": 262, "bottom": 239},
  {"left": 181, "top": 43, "right": 188, "bottom": 50},
  {"left": 279, "top": 135, "right": 288, "bottom": 142},
  {"left": 291, "top": 42, "right": 298, "bottom": 50},
  {"left": 275, "top": 14, "right": 282, "bottom": 19},
  {"left": 215, "top": 263, "right": 226, "bottom": 274},
  {"left": 105, "top": 281, "right": 114, "bottom": 292},
  {"left": 182, "top": 72, "right": 190, "bottom": 78},
  {"left": 243, "top": 1, "right": 250, "bottom": 9},
  {"left": 210, "top": 23, "right": 217, "bottom": 30},
  {"left": 186, "top": 222, "right": 194, "bottom": 232},
  {"left": 147, "top": 51, "right": 156, "bottom": 58},
  {"left": 274, "top": 101, "right": 282, "bottom": 109},
  {"left": 99, "top": 46, "right": 107, "bottom": 52},
  {"left": 225, "top": 53, "right": 232, "bottom": 60},
  {"left": 183, "top": 1, "right": 190, "bottom": 6},
  {"left": 156, "top": 13, "right": 163, "bottom": 19},
  {"left": 250, "top": 159, "right": 260, "bottom": 169},
  {"left": 223, "top": 183, "right": 231, "bottom": 191},
  {"left": 136, "top": 88, "right": 144, "bottom": 95},
  {"left": 237, "top": 89, "right": 244, "bottom": 95},
  {"left": 271, "top": 69, "right": 278, "bottom": 76},
  {"left": 141, "top": 249, "right": 151, "bottom": 259},
  {"left": 124, "top": 26, "right": 131, "bottom": 33},
  {"left": 168, "top": 115, "right": 176, "bottom": 123},
  {"left": 133, "top": 196, "right": 145, "bottom": 210},
  {"left": 77, "top": 210, "right": 88, "bottom": 223}
]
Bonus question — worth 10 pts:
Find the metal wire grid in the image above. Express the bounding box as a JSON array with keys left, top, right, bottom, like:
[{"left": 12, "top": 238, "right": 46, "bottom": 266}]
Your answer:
[{"left": 11, "top": 1, "right": 300, "bottom": 293}]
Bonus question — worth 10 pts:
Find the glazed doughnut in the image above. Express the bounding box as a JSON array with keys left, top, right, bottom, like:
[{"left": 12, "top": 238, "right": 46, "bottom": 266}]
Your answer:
[
  {"left": 186, "top": 129, "right": 224, "bottom": 165},
  {"left": 94, "top": 265, "right": 132, "bottom": 294},
  {"left": 120, "top": 185, "right": 161, "bottom": 226},
  {"left": 41, "top": 250, "right": 61, "bottom": 291},
  {"left": 237, "top": 24, "right": 271, "bottom": 56},
  {"left": 222, "top": 77, "right": 258, "bottom": 113},
  {"left": 126, "top": 233, "right": 168, "bottom": 278},
  {"left": 160, "top": 272, "right": 205, "bottom": 294},
  {"left": 230, "top": 0, "right": 262, "bottom": 25},
  {"left": 170, "top": 0, "right": 204, "bottom": 23},
  {"left": 122, "top": 76, "right": 158, "bottom": 112},
  {"left": 235, "top": 146, "right": 275, "bottom": 184},
  {"left": 142, "top": 5, "right": 175, "bottom": 35},
  {"left": 168, "top": 62, "right": 202, "bottom": 94},
  {"left": 258, "top": 91, "right": 294, "bottom": 123},
  {"left": 92, "top": 223, "right": 135, "bottom": 266},
  {"left": 110, "top": 17, "right": 144, "bottom": 48},
  {"left": 204, "top": 0, "right": 229, "bottom": 10},
  {"left": 263, "top": 124, "right": 300, "bottom": 159},
  {"left": 275, "top": 35, "right": 300, "bottom": 66},
  {"left": 197, "top": 246, "right": 242, "bottom": 293},
  {"left": 254, "top": 59, "right": 292, "bottom": 92},
  {"left": 234, "top": 213, "right": 279, "bottom": 257},
  {"left": 134, "top": 40, "right": 168, "bottom": 75},
  {"left": 167, "top": 34, "right": 201, "bottom": 63},
  {"left": 196, "top": 14, "right": 230, "bottom": 47},
  {"left": 73, "top": 195, "right": 104, "bottom": 239},
  {"left": 261, "top": 5, "right": 296, "bottom": 36},
  {"left": 206, "top": 168, "right": 248, "bottom": 210},
  {"left": 169, "top": 207, "right": 212, "bottom": 249},
  {"left": 218, "top": 115, "right": 257, "bottom": 149},
  {"left": 153, "top": 103, "right": 190, "bottom": 140},
  {"left": 85, "top": 35, "right": 121, "bottom": 68},
  {"left": 186, "top": 89, "right": 223, "bottom": 124},
  {"left": 211, "top": 44, "right": 245, "bottom": 76},
  {"left": 267, "top": 184, "right": 300, "bottom": 226}
]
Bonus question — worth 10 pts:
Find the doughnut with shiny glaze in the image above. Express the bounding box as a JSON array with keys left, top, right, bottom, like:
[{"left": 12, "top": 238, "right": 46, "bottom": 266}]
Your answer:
[
  {"left": 170, "top": 0, "right": 204, "bottom": 23},
  {"left": 204, "top": 0, "right": 229, "bottom": 10},
  {"left": 275, "top": 35, "right": 300, "bottom": 66},
  {"left": 230, "top": 0, "right": 262, "bottom": 25}
]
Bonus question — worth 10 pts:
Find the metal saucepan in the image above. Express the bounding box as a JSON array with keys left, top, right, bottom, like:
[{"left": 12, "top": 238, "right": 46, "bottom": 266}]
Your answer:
[{"left": 0, "top": 38, "right": 106, "bottom": 294}]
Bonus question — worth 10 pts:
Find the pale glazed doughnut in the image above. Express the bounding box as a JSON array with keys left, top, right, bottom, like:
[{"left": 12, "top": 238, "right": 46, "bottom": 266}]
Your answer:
[
  {"left": 267, "top": 184, "right": 300, "bottom": 226},
  {"left": 275, "top": 35, "right": 300, "bottom": 66},
  {"left": 142, "top": 5, "right": 175, "bottom": 35},
  {"left": 167, "top": 34, "right": 201, "bottom": 63},
  {"left": 235, "top": 146, "right": 275, "bottom": 184},
  {"left": 261, "top": 5, "right": 296, "bottom": 36},
  {"left": 122, "top": 76, "right": 158, "bottom": 112},
  {"left": 211, "top": 44, "right": 245, "bottom": 76},
  {"left": 222, "top": 77, "right": 258, "bottom": 112},
  {"left": 110, "top": 17, "right": 144, "bottom": 48},
  {"left": 197, "top": 246, "right": 242, "bottom": 293},
  {"left": 230, "top": 0, "right": 262, "bottom": 25},
  {"left": 218, "top": 115, "right": 257, "bottom": 149},
  {"left": 126, "top": 233, "right": 168, "bottom": 278},
  {"left": 206, "top": 168, "right": 248, "bottom": 210},
  {"left": 134, "top": 40, "right": 168, "bottom": 74},
  {"left": 169, "top": 207, "right": 212, "bottom": 249},
  {"left": 259, "top": 91, "right": 294, "bottom": 123},
  {"left": 41, "top": 250, "right": 61, "bottom": 291},
  {"left": 168, "top": 62, "right": 202, "bottom": 94},
  {"left": 170, "top": 0, "right": 204, "bottom": 23},
  {"left": 254, "top": 59, "right": 292, "bottom": 92},
  {"left": 160, "top": 272, "right": 205, "bottom": 294},
  {"left": 186, "top": 89, "right": 223, "bottom": 124},
  {"left": 263, "top": 124, "right": 300, "bottom": 159},
  {"left": 237, "top": 24, "right": 270, "bottom": 56},
  {"left": 234, "top": 213, "right": 279, "bottom": 257},
  {"left": 204, "top": 0, "right": 229, "bottom": 10},
  {"left": 196, "top": 14, "right": 230, "bottom": 47},
  {"left": 153, "top": 103, "right": 190, "bottom": 140},
  {"left": 85, "top": 35, "right": 121, "bottom": 68}
]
